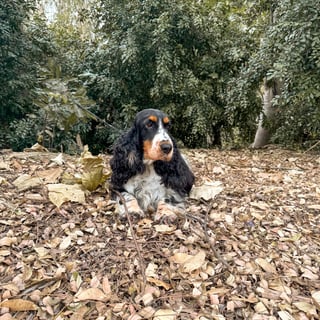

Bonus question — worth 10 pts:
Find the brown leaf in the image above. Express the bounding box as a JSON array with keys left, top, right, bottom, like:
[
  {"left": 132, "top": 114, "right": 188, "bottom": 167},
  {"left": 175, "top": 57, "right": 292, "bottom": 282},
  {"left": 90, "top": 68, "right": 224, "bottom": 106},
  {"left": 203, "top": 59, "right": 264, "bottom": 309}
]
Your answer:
[
  {"left": 181, "top": 250, "right": 206, "bottom": 273},
  {"left": 153, "top": 309, "right": 176, "bottom": 320},
  {"left": 0, "top": 299, "right": 37, "bottom": 311},
  {"left": 190, "top": 182, "right": 223, "bottom": 201},
  {"left": 37, "top": 168, "right": 63, "bottom": 183},
  {"left": 139, "top": 306, "right": 155, "bottom": 318},
  {"left": 0, "top": 237, "right": 17, "bottom": 246},
  {"left": 75, "top": 287, "right": 109, "bottom": 302},
  {"left": 312, "top": 291, "right": 320, "bottom": 310},
  {"left": 13, "top": 174, "right": 42, "bottom": 191},
  {"left": 70, "top": 306, "right": 89, "bottom": 320},
  {"left": 154, "top": 224, "right": 176, "bottom": 233},
  {"left": 255, "top": 258, "right": 277, "bottom": 274},
  {"left": 147, "top": 277, "right": 171, "bottom": 290},
  {"left": 169, "top": 252, "right": 192, "bottom": 264},
  {"left": 47, "top": 183, "right": 86, "bottom": 207},
  {"left": 293, "top": 302, "right": 317, "bottom": 315},
  {"left": 0, "top": 314, "right": 15, "bottom": 320},
  {"left": 79, "top": 145, "right": 108, "bottom": 191},
  {"left": 277, "top": 311, "right": 295, "bottom": 320},
  {"left": 59, "top": 236, "right": 72, "bottom": 250},
  {"left": 102, "top": 274, "right": 112, "bottom": 295}
]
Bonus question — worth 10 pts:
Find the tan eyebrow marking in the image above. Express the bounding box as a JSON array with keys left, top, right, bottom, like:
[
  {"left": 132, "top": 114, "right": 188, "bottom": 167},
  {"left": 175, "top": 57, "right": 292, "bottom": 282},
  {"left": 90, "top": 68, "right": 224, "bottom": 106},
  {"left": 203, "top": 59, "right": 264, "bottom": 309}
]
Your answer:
[
  {"left": 148, "top": 115, "right": 158, "bottom": 122},
  {"left": 163, "top": 116, "right": 170, "bottom": 124}
]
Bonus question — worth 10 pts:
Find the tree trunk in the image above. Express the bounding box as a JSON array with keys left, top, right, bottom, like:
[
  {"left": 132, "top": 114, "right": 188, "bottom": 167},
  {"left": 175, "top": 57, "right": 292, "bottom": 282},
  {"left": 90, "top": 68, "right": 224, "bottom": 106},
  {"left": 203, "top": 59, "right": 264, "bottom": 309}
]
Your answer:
[{"left": 251, "top": 79, "right": 279, "bottom": 148}]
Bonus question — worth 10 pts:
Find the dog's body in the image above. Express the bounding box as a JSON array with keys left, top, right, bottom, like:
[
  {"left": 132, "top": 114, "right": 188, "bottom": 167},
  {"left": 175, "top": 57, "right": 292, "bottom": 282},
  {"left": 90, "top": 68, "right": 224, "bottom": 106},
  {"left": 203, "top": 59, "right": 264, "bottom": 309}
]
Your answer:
[{"left": 110, "top": 109, "right": 194, "bottom": 218}]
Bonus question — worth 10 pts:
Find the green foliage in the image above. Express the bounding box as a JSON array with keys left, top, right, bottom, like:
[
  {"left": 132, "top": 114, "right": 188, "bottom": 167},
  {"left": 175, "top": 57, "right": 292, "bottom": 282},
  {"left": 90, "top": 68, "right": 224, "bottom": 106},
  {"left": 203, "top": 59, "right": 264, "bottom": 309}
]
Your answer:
[
  {"left": 228, "top": 0, "right": 320, "bottom": 146},
  {"left": 268, "top": 0, "right": 320, "bottom": 145},
  {"left": 84, "top": 0, "right": 254, "bottom": 148},
  {"left": 6, "top": 109, "right": 89, "bottom": 153},
  {"left": 6, "top": 118, "right": 39, "bottom": 151},
  {"left": 2, "top": 0, "right": 319, "bottom": 151},
  {"left": 8, "top": 76, "right": 95, "bottom": 152},
  {"left": 1, "top": 0, "right": 95, "bottom": 152},
  {"left": 47, "top": 0, "right": 94, "bottom": 76},
  {"left": 0, "top": 0, "right": 37, "bottom": 126}
]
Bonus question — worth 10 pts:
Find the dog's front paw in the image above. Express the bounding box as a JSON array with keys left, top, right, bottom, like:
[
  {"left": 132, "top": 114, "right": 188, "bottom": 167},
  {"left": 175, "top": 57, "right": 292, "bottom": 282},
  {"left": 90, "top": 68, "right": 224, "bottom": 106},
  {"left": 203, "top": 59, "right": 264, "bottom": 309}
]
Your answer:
[
  {"left": 117, "top": 198, "right": 144, "bottom": 218},
  {"left": 126, "top": 198, "right": 145, "bottom": 217},
  {"left": 154, "top": 201, "right": 181, "bottom": 224}
]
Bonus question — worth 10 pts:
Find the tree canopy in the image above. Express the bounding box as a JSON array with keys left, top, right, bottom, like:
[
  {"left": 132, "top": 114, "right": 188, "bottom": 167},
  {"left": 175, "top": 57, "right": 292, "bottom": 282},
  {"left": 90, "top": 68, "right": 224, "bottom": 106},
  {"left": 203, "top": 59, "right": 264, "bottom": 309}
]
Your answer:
[
  {"left": 1, "top": 0, "right": 320, "bottom": 151},
  {"left": 83, "top": 0, "right": 257, "bottom": 148},
  {"left": 0, "top": 0, "right": 38, "bottom": 123},
  {"left": 228, "top": 0, "right": 320, "bottom": 147}
]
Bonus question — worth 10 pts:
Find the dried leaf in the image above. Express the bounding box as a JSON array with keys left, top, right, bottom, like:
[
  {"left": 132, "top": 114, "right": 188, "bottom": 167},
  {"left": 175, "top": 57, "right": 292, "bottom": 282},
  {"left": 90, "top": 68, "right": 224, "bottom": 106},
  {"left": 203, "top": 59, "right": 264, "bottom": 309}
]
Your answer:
[
  {"left": 47, "top": 183, "right": 86, "bottom": 207},
  {"left": 181, "top": 250, "right": 206, "bottom": 273},
  {"left": 24, "top": 143, "right": 48, "bottom": 152},
  {"left": 139, "top": 306, "right": 155, "bottom": 318},
  {"left": 254, "top": 301, "right": 268, "bottom": 314},
  {"left": 59, "top": 236, "right": 72, "bottom": 250},
  {"left": 37, "top": 168, "right": 63, "bottom": 183},
  {"left": 147, "top": 277, "right": 171, "bottom": 290},
  {"left": 113, "top": 303, "right": 126, "bottom": 312},
  {"left": 13, "top": 174, "right": 42, "bottom": 191},
  {"left": 301, "top": 268, "right": 319, "bottom": 280},
  {"left": 0, "top": 249, "right": 11, "bottom": 256},
  {"left": 34, "top": 246, "right": 50, "bottom": 258},
  {"left": 293, "top": 302, "right": 317, "bottom": 315},
  {"left": 277, "top": 311, "right": 295, "bottom": 320},
  {"left": 0, "top": 237, "right": 17, "bottom": 246},
  {"left": 169, "top": 252, "right": 193, "bottom": 264},
  {"left": 255, "top": 258, "right": 277, "bottom": 274},
  {"left": 154, "top": 224, "right": 176, "bottom": 233},
  {"left": 190, "top": 182, "right": 223, "bottom": 201},
  {"left": 75, "top": 287, "right": 109, "bottom": 302},
  {"left": 0, "top": 299, "right": 37, "bottom": 311},
  {"left": 308, "top": 204, "right": 320, "bottom": 210},
  {"left": 153, "top": 309, "right": 176, "bottom": 320},
  {"left": 79, "top": 145, "right": 108, "bottom": 191},
  {"left": 145, "top": 262, "right": 158, "bottom": 277},
  {"left": 102, "top": 275, "right": 112, "bottom": 295},
  {"left": 141, "top": 292, "right": 154, "bottom": 306},
  {"left": 70, "top": 306, "right": 89, "bottom": 320},
  {"left": 128, "top": 314, "right": 142, "bottom": 320},
  {"left": 0, "top": 161, "right": 10, "bottom": 170},
  {"left": 312, "top": 291, "right": 320, "bottom": 310},
  {"left": 51, "top": 153, "right": 65, "bottom": 165},
  {"left": 0, "top": 176, "right": 8, "bottom": 185}
]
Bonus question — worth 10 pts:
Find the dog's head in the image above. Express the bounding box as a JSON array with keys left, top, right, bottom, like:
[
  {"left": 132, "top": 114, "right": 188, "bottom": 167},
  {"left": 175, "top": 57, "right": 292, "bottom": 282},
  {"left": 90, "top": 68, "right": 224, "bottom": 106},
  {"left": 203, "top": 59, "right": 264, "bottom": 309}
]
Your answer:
[{"left": 134, "top": 109, "right": 173, "bottom": 162}]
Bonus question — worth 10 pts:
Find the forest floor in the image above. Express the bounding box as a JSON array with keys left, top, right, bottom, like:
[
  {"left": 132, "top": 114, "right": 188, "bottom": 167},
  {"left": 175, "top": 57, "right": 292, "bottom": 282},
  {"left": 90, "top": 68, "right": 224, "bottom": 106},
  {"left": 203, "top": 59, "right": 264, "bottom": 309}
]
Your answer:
[{"left": 0, "top": 147, "right": 319, "bottom": 320}]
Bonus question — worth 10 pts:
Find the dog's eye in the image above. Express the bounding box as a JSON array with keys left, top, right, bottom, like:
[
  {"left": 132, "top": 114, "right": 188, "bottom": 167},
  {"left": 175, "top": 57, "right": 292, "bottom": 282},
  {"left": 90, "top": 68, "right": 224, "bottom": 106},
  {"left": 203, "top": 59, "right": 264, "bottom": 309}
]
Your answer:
[
  {"left": 163, "top": 121, "right": 171, "bottom": 129},
  {"left": 146, "top": 120, "right": 154, "bottom": 129}
]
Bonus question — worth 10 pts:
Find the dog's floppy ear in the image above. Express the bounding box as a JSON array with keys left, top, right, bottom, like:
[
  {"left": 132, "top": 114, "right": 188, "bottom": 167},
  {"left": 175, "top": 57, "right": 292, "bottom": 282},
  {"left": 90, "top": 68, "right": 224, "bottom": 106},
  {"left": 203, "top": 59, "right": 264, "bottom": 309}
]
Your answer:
[
  {"left": 154, "top": 138, "right": 194, "bottom": 196},
  {"left": 110, "top": 126, "right": 144, "bottom": 191}
]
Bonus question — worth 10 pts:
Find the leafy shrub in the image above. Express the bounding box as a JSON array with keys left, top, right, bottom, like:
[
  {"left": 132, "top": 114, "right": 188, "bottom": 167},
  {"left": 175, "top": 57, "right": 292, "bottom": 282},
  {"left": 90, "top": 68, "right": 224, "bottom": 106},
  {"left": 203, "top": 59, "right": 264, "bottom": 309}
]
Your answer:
[{"left": 83, "top": 0, "right": 254, "bottom": 148}]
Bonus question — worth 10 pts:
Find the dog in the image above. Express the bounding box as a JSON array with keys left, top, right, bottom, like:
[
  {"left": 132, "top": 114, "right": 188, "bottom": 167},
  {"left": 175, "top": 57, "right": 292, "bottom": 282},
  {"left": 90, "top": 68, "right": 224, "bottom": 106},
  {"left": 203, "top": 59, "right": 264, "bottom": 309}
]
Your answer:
[{"left": 110, "top": 108, "right": 194, "bottom": 220}]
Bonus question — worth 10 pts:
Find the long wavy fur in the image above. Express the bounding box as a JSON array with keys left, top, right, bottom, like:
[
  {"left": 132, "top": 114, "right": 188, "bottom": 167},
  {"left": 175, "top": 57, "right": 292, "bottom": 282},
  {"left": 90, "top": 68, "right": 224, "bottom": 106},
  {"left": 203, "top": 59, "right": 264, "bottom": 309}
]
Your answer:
[
  {"left": 154, "top": 139, "right": 194, "bottom": 196},
  {"left": 110, "top": 126, "right": 144, "bottom": 192},
  {"left": 110, "top": 122, "right": 194, "bottom": 196}
]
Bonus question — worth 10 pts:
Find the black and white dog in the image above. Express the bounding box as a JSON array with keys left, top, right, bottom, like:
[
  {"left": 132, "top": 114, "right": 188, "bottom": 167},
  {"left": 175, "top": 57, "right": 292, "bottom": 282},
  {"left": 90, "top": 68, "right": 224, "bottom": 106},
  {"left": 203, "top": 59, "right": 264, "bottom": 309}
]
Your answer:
[{"left": 110, "top": 109, "right": 194, "bottom": 218}]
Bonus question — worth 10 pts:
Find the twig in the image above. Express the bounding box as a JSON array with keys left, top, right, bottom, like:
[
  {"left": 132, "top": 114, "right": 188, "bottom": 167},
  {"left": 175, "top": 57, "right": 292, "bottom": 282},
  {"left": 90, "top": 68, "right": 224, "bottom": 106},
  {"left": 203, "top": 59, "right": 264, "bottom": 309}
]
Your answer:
[
  {"left": 113, "top": 190, "right": 147, "bottom": 288},
  {"left": 304, "top": 140, "right": 320, "bottom": 154},
  {"left": 75, "top": 102, "right": 121, "bottom": 132},
  {"left": 202, "top": 201, "right": 232, "bottom": 270}
]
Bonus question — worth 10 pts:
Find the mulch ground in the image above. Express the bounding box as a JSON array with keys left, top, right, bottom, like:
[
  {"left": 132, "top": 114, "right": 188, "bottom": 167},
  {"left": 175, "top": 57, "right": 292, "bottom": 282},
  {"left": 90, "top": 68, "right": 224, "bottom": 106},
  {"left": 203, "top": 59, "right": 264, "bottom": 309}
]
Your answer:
[{"left": 0, "top": 147, "right": 319, "bottom": 320}]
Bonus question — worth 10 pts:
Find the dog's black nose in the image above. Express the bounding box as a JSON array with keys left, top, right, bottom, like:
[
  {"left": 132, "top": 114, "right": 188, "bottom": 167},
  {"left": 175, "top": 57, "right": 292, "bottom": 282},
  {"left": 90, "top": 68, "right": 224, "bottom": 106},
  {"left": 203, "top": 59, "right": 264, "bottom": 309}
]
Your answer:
[{"left": 160, "top": 143, "right": 173, "bottom": 154}]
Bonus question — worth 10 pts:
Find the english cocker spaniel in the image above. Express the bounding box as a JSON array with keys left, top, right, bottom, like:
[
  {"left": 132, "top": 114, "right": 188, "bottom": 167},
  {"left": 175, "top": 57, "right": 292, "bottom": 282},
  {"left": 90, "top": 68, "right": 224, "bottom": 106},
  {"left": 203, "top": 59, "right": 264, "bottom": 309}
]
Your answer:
[{"left": 110, "top": 108, "right": 194, "bottom": 220}]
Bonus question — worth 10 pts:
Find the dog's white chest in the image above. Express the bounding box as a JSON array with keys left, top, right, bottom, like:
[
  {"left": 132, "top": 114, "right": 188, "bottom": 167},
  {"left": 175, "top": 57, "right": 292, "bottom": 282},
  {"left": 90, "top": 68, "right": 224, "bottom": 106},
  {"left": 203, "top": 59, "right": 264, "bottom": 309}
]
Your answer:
[{"left": 124, "top": 164, "right": 166, "bottom": 211}]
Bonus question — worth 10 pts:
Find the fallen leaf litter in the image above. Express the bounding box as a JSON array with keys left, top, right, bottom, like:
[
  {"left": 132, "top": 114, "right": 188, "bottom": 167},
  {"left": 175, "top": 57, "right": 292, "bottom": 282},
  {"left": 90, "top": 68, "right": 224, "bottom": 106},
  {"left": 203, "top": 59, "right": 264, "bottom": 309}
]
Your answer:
[{"left": 0, "top": 147, "right": 319, "bottom": 319}]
